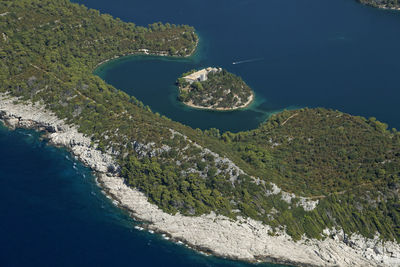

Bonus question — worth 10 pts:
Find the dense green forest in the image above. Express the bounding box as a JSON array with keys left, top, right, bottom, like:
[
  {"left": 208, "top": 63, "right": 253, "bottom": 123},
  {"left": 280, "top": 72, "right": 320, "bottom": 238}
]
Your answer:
[
  {"left": 225, "top": 109, "right": 400, "bottom": 240},
  {"left": 1, "top": 0, "right": 400, "bottom": 243},
  {"left": 358, "top": 0, "right": 400, "bottom": 9},
  {"left": 177, "top": 68, "right": 253, "bottom": 110}
]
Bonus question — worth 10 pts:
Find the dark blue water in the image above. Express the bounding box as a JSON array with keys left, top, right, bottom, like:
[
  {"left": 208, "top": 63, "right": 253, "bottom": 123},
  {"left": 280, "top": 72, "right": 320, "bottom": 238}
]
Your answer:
[
  {"left": 2, "top": 0, "right": 400, "bottom": 266},
  {"left": 87, "top": 0, "right": 400, "bottom": 132},
  {"left": 0, "top": 124, "right": 281, "bottom": 267}
]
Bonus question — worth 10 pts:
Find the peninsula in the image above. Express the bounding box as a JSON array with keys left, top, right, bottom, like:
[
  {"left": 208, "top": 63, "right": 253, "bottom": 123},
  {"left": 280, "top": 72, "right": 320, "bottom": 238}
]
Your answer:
[
  {"left": 1, "top": 0, "right": 400, "bottom": 266},
  {"left": 177, "top": 68, "right": 254, "bottom": 110}
]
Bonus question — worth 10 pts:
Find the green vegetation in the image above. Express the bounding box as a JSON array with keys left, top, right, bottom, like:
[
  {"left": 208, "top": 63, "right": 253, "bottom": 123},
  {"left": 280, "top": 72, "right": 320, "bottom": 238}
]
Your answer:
[
  {"left": 224, "top": 108, "right": 400, "bottom": 240},
  {"left": 177, "top": 68, "right": 253, "bottom": 110},
  {"left": 2, "top": 0, "right": 400, "bottom": 245},
  {"left": 358, "top": 0, "right": 400, "bottom": 9}
]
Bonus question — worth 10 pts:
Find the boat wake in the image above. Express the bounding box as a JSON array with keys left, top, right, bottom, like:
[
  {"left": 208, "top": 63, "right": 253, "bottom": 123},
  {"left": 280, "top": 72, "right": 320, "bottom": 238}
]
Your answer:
[{"left": 232, "top": 57, "right": 263, "bottom": 65}]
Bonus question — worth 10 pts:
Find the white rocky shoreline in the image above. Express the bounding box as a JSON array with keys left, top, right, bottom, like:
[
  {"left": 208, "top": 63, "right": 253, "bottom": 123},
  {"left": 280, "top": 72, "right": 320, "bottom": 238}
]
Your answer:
[{"left": 1, "top": 93, "right": 400, "bottom": 267}]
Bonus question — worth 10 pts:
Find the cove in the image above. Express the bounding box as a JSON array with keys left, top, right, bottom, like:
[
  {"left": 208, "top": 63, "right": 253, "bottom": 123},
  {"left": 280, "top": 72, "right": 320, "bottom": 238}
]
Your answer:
[
  {"left": 2, "top": 0, "right": 400, "bottom": 265},
  {"left": 84, "top": 0, "right": 400, "bottom": 132},
  {"left": 94, "top": 55, "right": 275, "bottom": 132},
  {"left": 0, "top": 123, "right": 282, "bottom": 267}
]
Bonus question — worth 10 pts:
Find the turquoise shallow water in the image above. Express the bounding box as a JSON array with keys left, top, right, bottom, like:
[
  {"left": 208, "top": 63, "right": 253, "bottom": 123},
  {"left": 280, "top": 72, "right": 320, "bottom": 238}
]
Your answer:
[
  {"left": 2, "top": 0, "right": 400, "bottom": 266},
  {"left": 89, "top": 0, "right": 400, "bottom": 132},
  {"left": 94, "top": 55, "right": 279, "bottom": 132}
]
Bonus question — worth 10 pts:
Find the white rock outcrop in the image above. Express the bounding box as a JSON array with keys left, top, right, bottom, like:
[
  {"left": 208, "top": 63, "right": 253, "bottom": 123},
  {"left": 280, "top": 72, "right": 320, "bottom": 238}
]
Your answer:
[{"left": 1, "top": 93, "right": 399, "bottom": 266}]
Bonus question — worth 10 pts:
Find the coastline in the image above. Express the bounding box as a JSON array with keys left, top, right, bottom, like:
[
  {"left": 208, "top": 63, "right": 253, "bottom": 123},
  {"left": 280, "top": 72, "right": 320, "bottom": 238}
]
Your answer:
[
  {"left": 182, "top": 91, "right": 255, "bottom": 111},
  {"left": 1, "top": 94, "right": 400, "bottom": 266},
  {"left": 375, "top": 4, "right": 400, "bottom": 11},
  {"left": 93, "top": 36, "right": 199, "bottom": 71},
  {"left": 359, "top": 1, "right": 400, "bottom": 11}
]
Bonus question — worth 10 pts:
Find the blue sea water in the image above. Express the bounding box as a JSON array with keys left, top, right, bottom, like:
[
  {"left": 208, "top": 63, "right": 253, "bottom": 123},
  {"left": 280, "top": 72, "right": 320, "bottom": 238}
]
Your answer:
[
  {"left": 0, "top": 124, "right": 280, "bottom": 267},
  {"left": 2, "top": 0, "right": 400, "bottom": 266},
  {"left": 87, "top": 0, "right": 400, "bottom": 132}
]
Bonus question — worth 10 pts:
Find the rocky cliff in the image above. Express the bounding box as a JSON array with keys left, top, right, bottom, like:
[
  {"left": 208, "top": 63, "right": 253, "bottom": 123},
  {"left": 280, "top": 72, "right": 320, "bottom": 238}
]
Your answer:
[{"left": 1, "top": 93, "right": 399, "bottom": 266}]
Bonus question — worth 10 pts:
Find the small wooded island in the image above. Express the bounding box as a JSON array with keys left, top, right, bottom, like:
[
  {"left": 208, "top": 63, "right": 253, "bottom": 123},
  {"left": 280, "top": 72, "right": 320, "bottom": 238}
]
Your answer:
[
  {"left": 2, "top": 0, "right": 400, "bottom": 266},
  {"left": 176, "top": 68, "right": 254, "bottom": 110}
]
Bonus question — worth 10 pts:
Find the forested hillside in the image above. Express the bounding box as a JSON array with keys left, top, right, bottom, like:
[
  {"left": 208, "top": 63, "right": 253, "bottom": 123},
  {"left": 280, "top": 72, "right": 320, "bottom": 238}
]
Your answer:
[
  {"left": 1, "top": 0, "right": 400, "bottom": 243},
  {"left": 224, "top": 109, "right": 400, "bottom": 240}
]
